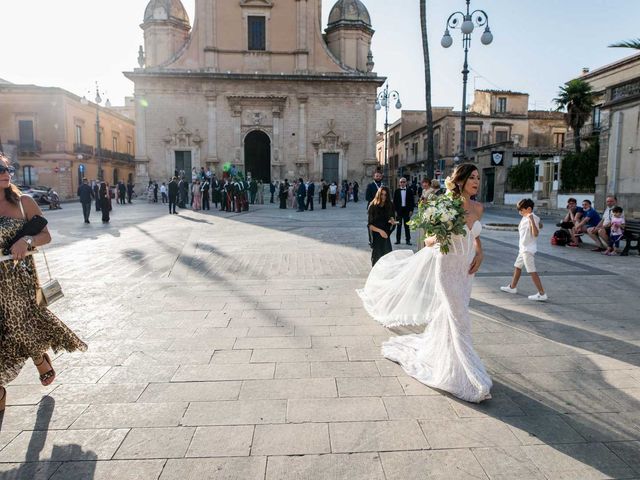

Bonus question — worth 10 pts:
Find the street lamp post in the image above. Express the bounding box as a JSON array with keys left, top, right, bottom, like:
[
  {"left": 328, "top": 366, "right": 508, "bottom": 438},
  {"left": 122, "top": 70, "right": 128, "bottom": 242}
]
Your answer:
[
  {"left": 441, "top": 0, "right": 493, "bottom": 162},
  {"left": 375, "top": 83, "right": 402, "bottom": 186},
  {"left": 81, "top": 82, "right": 109, "bottom": 181}
]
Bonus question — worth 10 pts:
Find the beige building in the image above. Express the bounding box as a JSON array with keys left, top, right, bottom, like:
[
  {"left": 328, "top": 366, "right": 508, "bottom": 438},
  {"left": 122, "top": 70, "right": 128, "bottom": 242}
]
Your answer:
[
  {"left": 126, "top": 0, "right": 385, "bottom": 186},
  {"left": 580, "top": 53, "right": 640, "bottom": 216},
  {"left": 0, "top": 81, "right": 136, "bottom": 199},
  {"left": 377, "top": 90, "right": 567, "bottom": 196}
]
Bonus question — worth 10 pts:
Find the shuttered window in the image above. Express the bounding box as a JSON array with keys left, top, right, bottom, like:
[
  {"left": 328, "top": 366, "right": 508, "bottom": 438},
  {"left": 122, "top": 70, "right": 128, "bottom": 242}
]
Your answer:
[{"left": 248, "top": 16, "right": 266, "bottom": 51}]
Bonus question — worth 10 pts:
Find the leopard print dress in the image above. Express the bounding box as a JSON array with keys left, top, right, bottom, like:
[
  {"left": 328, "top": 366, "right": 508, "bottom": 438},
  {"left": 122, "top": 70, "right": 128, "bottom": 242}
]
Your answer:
[{"left": 0, "top": 215, "right": 87, "bottom": 386}]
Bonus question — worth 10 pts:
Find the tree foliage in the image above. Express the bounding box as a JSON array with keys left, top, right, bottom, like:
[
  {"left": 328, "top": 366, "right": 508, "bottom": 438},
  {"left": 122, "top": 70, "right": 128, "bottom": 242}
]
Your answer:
[
  {"left": 560, "top": 141, "right": 599, "bottom": 193},
  {"left": 507, "top": 158, "right": 535, "bottom": 192},
  {"left": 609, "top": 39, "right": 640, "bottom": 50},
  {"left": 554, "top": 79, "right": 596, "bottom": 153}
]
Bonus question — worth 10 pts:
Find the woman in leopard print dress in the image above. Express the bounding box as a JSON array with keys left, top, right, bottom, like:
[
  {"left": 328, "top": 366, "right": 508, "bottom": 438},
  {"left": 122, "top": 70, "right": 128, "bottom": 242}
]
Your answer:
[{"left": 0, "top": 155, "right": 87, "bottom": 411}]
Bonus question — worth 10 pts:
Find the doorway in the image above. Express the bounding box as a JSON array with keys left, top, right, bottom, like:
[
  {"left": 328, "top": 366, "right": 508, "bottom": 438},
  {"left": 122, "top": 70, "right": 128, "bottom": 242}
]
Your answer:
[
  {"left": 175, "top": 151, "right": 192, "bottom": 179},
  {"left": 323, "top": 153, "right": 339, "bottom": 184},
  {"left": 482, "top": 168, "right": 495, "bottom": 203},
  {"left": 244, "top": 130, "right": 271, "bottom": 182}
]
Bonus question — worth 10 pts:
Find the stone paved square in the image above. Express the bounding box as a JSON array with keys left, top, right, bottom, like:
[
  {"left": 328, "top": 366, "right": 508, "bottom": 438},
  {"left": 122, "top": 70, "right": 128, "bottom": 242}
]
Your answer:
[{"left": 1, "top": 202, "right": 640, "bottom": 479}]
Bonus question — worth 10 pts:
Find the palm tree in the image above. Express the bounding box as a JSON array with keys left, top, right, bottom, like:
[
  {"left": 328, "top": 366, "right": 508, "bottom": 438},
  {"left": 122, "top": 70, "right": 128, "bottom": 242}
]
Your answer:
[
  {"left": 554, "top": 79, "right": 596, "bottom": 153},
  {"left": 420, "top": 0, "right": 435, "bottom": 178},
  {"left": 609, "top": 39, "right": 640, "bottom": 50}
]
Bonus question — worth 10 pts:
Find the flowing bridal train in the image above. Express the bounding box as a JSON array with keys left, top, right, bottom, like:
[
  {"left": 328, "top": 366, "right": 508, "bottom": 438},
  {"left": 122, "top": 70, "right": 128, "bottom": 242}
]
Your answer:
[{"left": 358, "top": 166, "right": 492, "bottom": 403}]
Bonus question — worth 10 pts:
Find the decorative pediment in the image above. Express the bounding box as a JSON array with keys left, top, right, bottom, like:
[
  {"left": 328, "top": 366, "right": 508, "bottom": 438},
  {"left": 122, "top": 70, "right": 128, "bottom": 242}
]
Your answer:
[
  {"left": 312, "top": 119, "right": 350, "bottom": 153},
  {"left": 239, "top": 0, "right": 274, "bottom": 8},
  {"left": 163, "top": 117, "right": 203, "bottom": 147}
]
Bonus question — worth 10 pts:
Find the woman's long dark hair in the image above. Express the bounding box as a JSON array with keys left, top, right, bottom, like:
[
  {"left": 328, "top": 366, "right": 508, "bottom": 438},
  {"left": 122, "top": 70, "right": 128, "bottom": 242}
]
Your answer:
[
  {"left": 369, "top": 186, "right": 394, "bottom": 218},
  {"left": 448, "top": 163, "right": 478, "bottom": 198},
  {"left": 0, "top": 154, "right": 22, "bottom": 205}
]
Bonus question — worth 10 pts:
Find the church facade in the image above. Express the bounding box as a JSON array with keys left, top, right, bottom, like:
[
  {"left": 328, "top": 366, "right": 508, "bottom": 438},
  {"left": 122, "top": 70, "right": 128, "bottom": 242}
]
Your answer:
[{"left": 126, "top": 0, "right": 385, "bottom": 186}]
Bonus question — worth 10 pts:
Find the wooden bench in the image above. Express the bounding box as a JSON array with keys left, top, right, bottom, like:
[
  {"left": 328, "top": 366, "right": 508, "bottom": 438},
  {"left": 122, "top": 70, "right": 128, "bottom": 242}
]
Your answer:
[{"left": 622, "top": 219, "right": 640, "bottom": 256}]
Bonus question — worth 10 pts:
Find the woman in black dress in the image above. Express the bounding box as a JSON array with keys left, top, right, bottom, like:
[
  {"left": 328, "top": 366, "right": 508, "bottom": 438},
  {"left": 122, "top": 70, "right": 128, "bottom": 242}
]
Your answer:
[
  {"left": 279, "top": 182, "right": 288, "bottom": 209},
  {"left": 99, "top": 182, "right": 110, "bottom": 223},
  {"left": 368, "top": 186, "right": 396, "bottom": 266}
]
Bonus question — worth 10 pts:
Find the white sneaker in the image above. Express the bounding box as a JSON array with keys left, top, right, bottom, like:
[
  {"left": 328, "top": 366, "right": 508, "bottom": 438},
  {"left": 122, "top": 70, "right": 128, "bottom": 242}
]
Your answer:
[
  {"left": 528, "top": 293, "right": 548, "bottom": 301},
  {"left": 500, "top": 285, "right": 517, "bottom": 294}
]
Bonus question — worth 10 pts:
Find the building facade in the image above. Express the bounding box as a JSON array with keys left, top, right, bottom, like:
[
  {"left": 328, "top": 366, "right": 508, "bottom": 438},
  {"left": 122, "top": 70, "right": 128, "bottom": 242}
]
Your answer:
[
  {"left": 126, "top": 0, "right": 385, "bottom": 187},
  {"left": 579, "top": 53, "right": 640, "bottom": 217},
  {"left": 0, "top": 82, "right": 136, "bottom": 199}
]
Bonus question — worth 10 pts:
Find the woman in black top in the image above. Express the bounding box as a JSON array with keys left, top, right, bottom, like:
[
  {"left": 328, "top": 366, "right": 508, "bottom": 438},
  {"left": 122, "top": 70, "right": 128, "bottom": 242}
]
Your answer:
[
  {"left": 99, "top": 182, "right": 111, "bottom": 223},
  {"left": 279, "top": 182, "right": 288, "bottom": 209},
  {"left": 368, "top": 186, "right": 396, "bottom": 266}
]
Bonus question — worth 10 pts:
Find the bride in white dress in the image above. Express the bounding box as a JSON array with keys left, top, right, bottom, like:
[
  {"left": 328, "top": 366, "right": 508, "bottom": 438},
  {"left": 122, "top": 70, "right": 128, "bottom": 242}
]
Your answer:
[{"left": 358, "top": 164, "right": 492, "bottom": 403}]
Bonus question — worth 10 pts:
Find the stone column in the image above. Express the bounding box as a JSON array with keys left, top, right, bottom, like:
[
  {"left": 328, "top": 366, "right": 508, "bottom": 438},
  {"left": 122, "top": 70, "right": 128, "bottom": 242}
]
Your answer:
[
  {"left": 231, "top": 105, "right": 243, "bottom": 167},
  {"left": 297, "top": 97, "right": 308, "bottom": 168},
  {"left": 295, "top": 0, "right": 308, "bottom": 72},
  {"left": 134, "top": 92, "right": 150, "bottom": 188},
  {"left": 206, "top": 94, "right": 218, "bottom": 166}
]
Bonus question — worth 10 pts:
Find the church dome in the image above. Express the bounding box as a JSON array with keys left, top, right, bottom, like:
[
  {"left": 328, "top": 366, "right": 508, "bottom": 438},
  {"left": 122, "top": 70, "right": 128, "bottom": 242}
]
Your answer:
[
  {"left": 328, "top": 0, "right": 372, "bottom": 27},
  {"left": 143, "top": 0, "right": 190, "bottom": 26}
]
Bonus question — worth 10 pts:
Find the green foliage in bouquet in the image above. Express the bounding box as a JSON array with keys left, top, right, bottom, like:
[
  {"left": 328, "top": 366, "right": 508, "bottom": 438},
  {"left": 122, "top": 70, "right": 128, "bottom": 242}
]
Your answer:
[{"left": 408, "top": 193, "right": 467, "bottom": 254}]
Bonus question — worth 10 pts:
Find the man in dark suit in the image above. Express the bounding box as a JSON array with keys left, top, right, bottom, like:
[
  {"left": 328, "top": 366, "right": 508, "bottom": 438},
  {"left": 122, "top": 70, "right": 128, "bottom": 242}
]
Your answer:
[
  {"left": 77, "top": 178, "right": 94, "bottom": 224},
  {"left": 365, "top": 170, "right": 384, "bottom": 207},
  {"left": 306, "top": 180, "right": 315, "bottom": 211},
  {"left": 269, "top": 181, "right": 276, "bottom": 203},
  {"left": 93, "top": 181, "right": 101, "bottom": 212},
  {"left": 168, "top": 177, "right": 179, "bottom": 214},
  {"left": 320, "top": 179, "right": 329, "bottom": 209},
  {"left": 393, "top": 177, "right": 415, "bottom": 245},
  {"left": 296, "top": 178, "right": 307, "bottom": 212}
]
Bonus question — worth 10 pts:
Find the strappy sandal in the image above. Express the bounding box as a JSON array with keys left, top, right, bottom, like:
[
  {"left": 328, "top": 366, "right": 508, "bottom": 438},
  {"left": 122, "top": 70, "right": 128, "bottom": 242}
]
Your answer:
[
  {"left": 0, "top": 387, "right": 6, "bottom": 412},
  {"left": 35, "top": 353, "right": 56, "bottom": 386}
]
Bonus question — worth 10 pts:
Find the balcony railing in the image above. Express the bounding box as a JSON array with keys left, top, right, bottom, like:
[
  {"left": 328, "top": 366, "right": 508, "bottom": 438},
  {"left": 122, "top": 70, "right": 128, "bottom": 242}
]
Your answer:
[
  {"left": 73, "top": 144, "right": 134, "bottom": 163},
  {"left": 7, "top": 140, "right": 42, "bottom": 155}
]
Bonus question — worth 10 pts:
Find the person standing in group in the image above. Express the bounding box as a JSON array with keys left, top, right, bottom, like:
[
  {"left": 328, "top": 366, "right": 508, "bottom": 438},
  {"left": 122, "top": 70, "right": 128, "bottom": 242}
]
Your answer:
[
  {"left": 287, "top": 181, "right": 295, "bottom": 209},
  {"left": 320, "top": 179, "right": 329, "bottom": 209},
  {"left": 211, "top": 175, "right": 221, "bottom": 209},
  {"left": 279, "top": 181, "right": 288, "bottom": 209},
  {"left": 368, "top": 186, "right": 396, "bottom": 266},
  {"left": 393, "top": 177, "right": 415, "bottom": 245},
  {"left": 341, "top": 181, "right": 349, "bottom": 208},
  {"left": 192, "top": 180, "right": 202, "bottom": 210},
  {"left": 99, "top": 182, "right": 111, "bottom": 223},
  {"left": 353, "top": 181, "right": 360, "bottom": 203},
  {"left": 153, "top": 182, "right": 158, "bottom": 203},
  {"left": 306, "top": 179, "right": 315, "bottom": 211},
  {"left": 257, "top": 180, "right": 264, "bottom": 204},
  {"left": 0, "top": 154, "right": 87, "bottom": 412},
  {"left": 249, "top": 178, "right": 258, "bottom": 205},
  {"left": 92, "top": 180, "right": 101, "bottom": 212},
  {"left": 270, "top": 181, "right": 276, "bottom": 204},
  {"left": 168, "top": 176, "right": 179, "bottom": 214},
  {"left": 201, "top": 177, "right": 210, "bottom": 211},
  {"left": 77, "top": 177, "right": 94, "bottom": 224},
  {"left": 296, "top": 178, "right": 307, "bottom": 212},
  {"left": 160, "top": 182, "right": 168, "bottom": 203},
  {"left": 127, "top": 180, "right": 135, "bottom": 204},
  {"left": 500, "top": 198, "right": 547, "bottom": 301},
  {"left": 117, "top": 181, "right": 126, "bottom": 205},
  {"left": 329, "top": 182, "right": 338, "bottom": 207},
  {"left": 365, "top": 170, "right": 384, "bottom": 207}
]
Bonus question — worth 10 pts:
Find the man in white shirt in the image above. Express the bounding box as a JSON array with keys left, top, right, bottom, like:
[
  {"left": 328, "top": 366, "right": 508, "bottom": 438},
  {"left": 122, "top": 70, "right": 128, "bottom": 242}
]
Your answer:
[{"left": 590, "top": 195, "right": 619, "bottom": 251}]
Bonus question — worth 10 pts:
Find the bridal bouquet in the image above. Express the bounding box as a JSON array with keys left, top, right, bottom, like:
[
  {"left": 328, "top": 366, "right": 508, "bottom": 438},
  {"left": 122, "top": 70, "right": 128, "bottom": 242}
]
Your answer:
[{"left": 408, "top": 191, "right": 466, "bottom": 254}]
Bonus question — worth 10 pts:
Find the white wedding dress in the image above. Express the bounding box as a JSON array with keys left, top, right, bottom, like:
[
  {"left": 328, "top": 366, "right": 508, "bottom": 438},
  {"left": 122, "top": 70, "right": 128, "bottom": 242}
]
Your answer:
[{"left": 357, "top": 221, "right": 492, "bottom": 403}]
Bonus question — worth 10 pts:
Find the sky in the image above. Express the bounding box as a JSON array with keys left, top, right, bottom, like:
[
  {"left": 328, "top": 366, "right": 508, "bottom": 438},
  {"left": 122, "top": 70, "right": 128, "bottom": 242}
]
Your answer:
[{"left": 1, "top": 0, "right": 639, "bottom": 128}]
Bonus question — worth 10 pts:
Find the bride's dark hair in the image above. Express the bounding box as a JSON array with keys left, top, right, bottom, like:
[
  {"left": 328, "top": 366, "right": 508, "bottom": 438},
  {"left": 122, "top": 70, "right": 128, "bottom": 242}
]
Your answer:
[{"left": 447, "top": 163, "right": 478, "bottom": 198}]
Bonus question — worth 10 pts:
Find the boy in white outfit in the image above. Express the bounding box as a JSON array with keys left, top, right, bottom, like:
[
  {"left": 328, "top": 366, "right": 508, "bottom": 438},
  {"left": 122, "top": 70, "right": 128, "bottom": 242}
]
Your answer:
[{"left": 500, "top": 198, "right": 547, "bottom": 301}]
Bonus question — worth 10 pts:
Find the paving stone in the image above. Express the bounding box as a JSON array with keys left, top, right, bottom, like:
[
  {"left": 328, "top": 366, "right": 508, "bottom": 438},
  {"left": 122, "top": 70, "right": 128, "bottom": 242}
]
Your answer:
[
  {"left": 99, "top": 365, "right": 178, "bottom": 384},
  {"left": 54, "top": 366, "right": 111, "bottom": 384},
  {"left": 123, "top": 350, "right": 214, "bottom": 366},
  {"left": 210, "top": 350, "right": 253, "bottom": 364},
  {"left": 4, "top": 385, "right": 56, "bottom": 406},
  {"left": 330, "top": 420, "right": 429, "bottom": 453},
  {"left": 310, "top": 361, "right": 380, "bottom": 378},
  {"left": 346, "top": 347, "right": 384, "bottom": 361},
  {"left": 604, "top": 441, "right": 640, "bottom": 474},
  {"left": 274, "top": 362, "right": 311, "bottom": 378},
  {"left": 186, "top": 425, "right": 254, "bottom": 457},
  {"left": 160, "top": 457, "right": 266, "bottom": 479},
  {"left": 250, "top": 348, "right": 348, "bottom": 363},
  {"left": 447, "top": 395, "right": 526, "bottom": 418},
  {"left": 49, "top": 384, "right": 147, "bottom": 404},
  {"left": 0, "top": 402, "right": 89, "bottom": 431},
  {"left": 71, "top": 403, "right": 187, "bottom": 429},
  {"left": 50, "top": 459, "right": 165, "bottom": 480},
  {"left": 312, "top": 336, "right": 376, "bottom": 348},
  {"left": 562, "top": 412, "right": 640, "bottom": 442},
  {"left": 287, "top": 397, "right": 387, "bottom": 423},
  {"left": 247, "top": 326, "right": 294, "bottom": 337},
  {"left": 0, "top": 431, "right": 20, "bottom": 451},
  {"left": 419, "top": 418, "right": 521, "bottom": 449},
  {"left": 472, "top": 446, "right": 547, "bottom": 480},
  {"left": 381, "top": 450, "right": 488, "bottom": 480},
  {"left": 234, "top": 336, "right": 312, "bottom": 350},
  {"left": 182, "top": 400, "right": 287, "bottom": 426},
  {"left": 521, "top": 443, "right": 636, "bottom": 479},
  {"left": 252, "top": 423, "right": 330, "bottom": 455},
  {"left": 265, "top": 453, "right": 385, "bottom": 480},
  {"left": 169, "top": 337, "right": 236, "bottom": 351},
  {"left": 172, "top": 363, "right": 274, "bottom": 382},
  {"left": 336, "top": 377, "right": 404, "bottom": 397},
  {"left": 506, "top": 415, "right": 587, "bottom": 445},
  {"left": 114, "top": 427, "right": 195, "bottom": 459},
  {"left": 239, "top": 378, "right": 336, "bottom": 400},
  {"left": 383, "top": 396, "right": 457, "bottom": 420},
  {"left": 0, "top": 462, "right": 62, "bottom": 480},
  {"left": 398, "top": 377, "right": 441, "bottom": 396},
  {"left": 137, "top": 381, "right": 241, "bottom": 403}
]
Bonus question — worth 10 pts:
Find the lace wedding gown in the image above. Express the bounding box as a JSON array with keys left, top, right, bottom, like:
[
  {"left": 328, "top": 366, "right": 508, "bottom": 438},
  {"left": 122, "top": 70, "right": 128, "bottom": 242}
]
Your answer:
[{"left": 357, "top": 221, "right": 492, "bottom": 403}]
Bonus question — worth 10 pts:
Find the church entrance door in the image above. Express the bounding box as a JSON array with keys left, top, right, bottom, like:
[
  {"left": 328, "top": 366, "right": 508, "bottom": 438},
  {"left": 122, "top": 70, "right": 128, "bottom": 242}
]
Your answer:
[
  {"left": 175, "top": 151, "right": 192, "bottom": 179},
  {"left": 322, "top": 153, "right": 339, "bottom": 184},
  {"left": 244, "top": 130, "right": 271, "bottom": 183}
]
